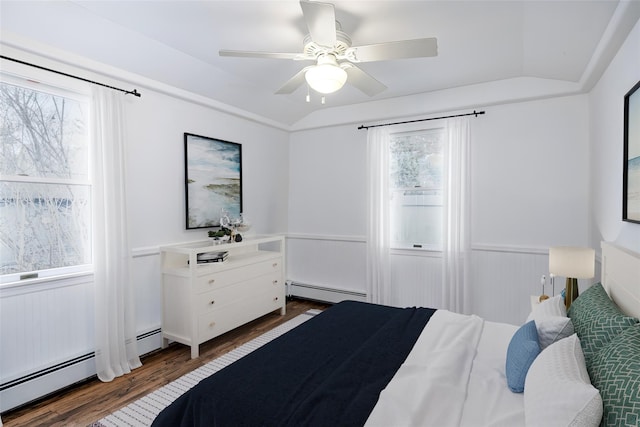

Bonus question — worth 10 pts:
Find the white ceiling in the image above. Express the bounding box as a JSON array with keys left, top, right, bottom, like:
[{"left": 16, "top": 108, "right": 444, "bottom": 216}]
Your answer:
[{"left": 0, "top": 1, "right": 636, "bottom": 128}]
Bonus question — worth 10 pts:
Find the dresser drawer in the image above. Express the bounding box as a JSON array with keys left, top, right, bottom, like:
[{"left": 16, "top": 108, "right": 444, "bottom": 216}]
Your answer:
[
  {"left": 195, "top": 257, "right": 282, "bottom": 294},
  {"left": 198, "top": 288, "right": 285, "bottom": 343},
  {"left": 195, "top": 272, "right": 283, "bottom": 314}
]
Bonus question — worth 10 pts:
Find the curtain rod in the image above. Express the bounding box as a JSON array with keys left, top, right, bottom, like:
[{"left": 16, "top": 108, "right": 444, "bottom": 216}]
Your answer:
[
  {"left": 0, "top": 55, "right": 141, "bottom": 97},
  {"left": 357, "top": 110, "right": 485, "bottom": 130}
]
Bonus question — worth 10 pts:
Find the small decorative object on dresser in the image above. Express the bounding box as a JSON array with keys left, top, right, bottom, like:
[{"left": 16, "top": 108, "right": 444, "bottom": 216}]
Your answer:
[
  {"left": 220, "top": 209, "right": 250, "bottom": 242},
  {"left": 160, "top": 235, "right": 285, "bottom": 358}
]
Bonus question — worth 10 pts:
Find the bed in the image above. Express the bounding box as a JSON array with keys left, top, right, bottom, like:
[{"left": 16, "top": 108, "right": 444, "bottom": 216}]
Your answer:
[{"left": 152, "top": 242, "right": 640, "bottom": 427}]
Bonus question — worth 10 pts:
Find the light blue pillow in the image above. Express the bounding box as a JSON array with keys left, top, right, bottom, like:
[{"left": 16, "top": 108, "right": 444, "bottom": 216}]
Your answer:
[{"left": 506, "top": 320, "right": 541, "bottom": 393}]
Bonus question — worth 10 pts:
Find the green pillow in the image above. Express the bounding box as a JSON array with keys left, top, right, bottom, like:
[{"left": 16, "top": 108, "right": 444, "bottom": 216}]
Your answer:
[
  {"left": 589, "top": 325, "right": 640, "bottom": 427},
  {"left": 567, "top": 283, "right": 638, "bottom": 369}
]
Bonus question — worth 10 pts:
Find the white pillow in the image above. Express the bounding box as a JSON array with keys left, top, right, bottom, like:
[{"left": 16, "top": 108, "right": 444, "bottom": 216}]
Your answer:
[
  {"left": 534, "top": 316, "right": 574, "bottom": 349},
  {"left": 524, "top": 334, "right": 602, "bottom": 427},
  {"left": 527, "top": 295, "right": 567, "bottom": 321},
  {"left": 527, "top": 295, "right": 573, "bottom": 349}
]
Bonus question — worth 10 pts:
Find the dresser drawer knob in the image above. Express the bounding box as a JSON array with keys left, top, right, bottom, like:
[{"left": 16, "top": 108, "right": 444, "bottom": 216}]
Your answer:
[
  {"left": 272, "top": 279, "right": 278, "bottom": 285},
  {"left": 272, "top": 262, "right": 278, "bottom": 268},
  {"left": 208, "top": 279, "right": 215, "bottom": 285},
  {"left": 209, "top": 321, "right": 215, "bottom": 328},
  {"left": 273, "top": 297, "right": 279, "bottom": 301},
  {"left": 209, "top": 300, "right": 215, "bottom": 305}
]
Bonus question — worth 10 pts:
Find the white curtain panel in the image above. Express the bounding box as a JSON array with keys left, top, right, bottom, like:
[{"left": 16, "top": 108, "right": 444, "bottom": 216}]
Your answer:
[
  {"left": 442, "top": 117, "right": 472, "bottom": 314},
  {"left": 92, "top": 87, "right": 141, "bottom": 382},
  {"left": 366, "top": 127, "right": 391, "bottom": 305}
]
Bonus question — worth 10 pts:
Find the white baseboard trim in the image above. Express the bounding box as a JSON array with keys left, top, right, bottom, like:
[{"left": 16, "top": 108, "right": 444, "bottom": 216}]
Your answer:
[
  {"left": 288, "top": 281, "right": 367, "bottom": 304},
  {"left": 136, "top": 328, "right": 163, "bottom": 357},
  {"left": 0, "top": 329, "right": 164, "bottom": 413},
  {"left": 0, "top": 353, "right": 95, "bottom": 413}
]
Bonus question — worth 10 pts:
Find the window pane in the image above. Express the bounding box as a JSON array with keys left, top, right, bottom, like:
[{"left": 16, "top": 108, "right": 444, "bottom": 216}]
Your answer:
[
  {"left": 390, "top": 130, "right": 443, "bottom": 190},
  {"left": 0, "top": 81, "right": 88, "bottom": 180},
  {"left": 0, "top": 182, "right": 91, "bottom": 275},
  {"left": 0, "top": 78, "right": 91, "bottom": 279},
  {"left": 390, "top": 129, "right": 444, "bottom": 248},
  {"left": 391, "top": 189, "right": 443, "bottom": 247}
]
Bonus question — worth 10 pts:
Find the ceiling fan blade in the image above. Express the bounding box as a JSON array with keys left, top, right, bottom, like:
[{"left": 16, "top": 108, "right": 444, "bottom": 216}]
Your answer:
[
  {"left": 220, "top": 50, "right": 305, "bottom": 60},
  {"left": 275, "top": 67, "right": 310, "bottom": 94},
  {"left": 348, "top": 38, "right": 438, "bottom": 62},
  {"left": 344, "top": 64, "right": 387, "bottom": 97},
  {"left": 300, "top": 0, "right": 336, "bottom": 48}
]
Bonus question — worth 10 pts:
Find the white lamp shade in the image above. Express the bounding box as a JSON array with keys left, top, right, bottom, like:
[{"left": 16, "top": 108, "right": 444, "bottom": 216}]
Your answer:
[
  {"left": 305, "top": 55, "right": 347, "bottom": 94},
  {"left": 549, "top": 246, "right": 595, "bottom": 279}
]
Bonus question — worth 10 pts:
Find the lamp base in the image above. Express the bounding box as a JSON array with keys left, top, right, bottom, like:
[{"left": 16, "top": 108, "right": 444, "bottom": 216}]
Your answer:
[{"left": 565, "top": 278, "right": 579, "bottom": 310}]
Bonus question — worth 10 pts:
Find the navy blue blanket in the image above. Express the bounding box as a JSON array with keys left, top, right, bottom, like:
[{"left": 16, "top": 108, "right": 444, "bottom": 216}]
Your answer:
[{"left": 152, "top": 300, "right": 436, "bottom": 427}]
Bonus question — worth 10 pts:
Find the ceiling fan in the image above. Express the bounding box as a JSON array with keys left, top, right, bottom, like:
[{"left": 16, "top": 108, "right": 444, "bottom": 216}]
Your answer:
[{"left": 219, "top": 0, "right": 438, "bottom": 97}]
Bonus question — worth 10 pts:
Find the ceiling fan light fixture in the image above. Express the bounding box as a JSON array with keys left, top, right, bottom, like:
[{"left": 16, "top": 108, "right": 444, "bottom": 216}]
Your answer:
[{"left": 304, "top": 54, "right": 347, "bottom": 94}]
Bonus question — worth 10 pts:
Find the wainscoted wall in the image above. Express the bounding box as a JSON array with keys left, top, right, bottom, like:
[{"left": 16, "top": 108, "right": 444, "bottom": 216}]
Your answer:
[
  {"left": 0, "top": 249, "right": 162, "bottom": 412},
  {"left": 131, "top": 246, "right": 163, "bottom": 352},
  {"left": 471, "top": 246, "right": 549, "bottom": 324},
  {"left": 389, "top": 249, "right": 443, "bottom": 310},
  {"left": 0, "top": 276, "right": 95, "bottom": 411},
  {"left": 286, "top": 235, "right": 601, "bottom": 326},
  {"left": 286, "top": 234, "right": 367, "bottom": 302}
]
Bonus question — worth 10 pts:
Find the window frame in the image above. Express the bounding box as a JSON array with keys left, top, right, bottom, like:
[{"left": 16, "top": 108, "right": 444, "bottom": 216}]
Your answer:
[
  {"left": 0, "top": 68, "right": 93, "bottom": 287},
  {"left": 388, "top": 124, "right": 446, "bottom": 252}
]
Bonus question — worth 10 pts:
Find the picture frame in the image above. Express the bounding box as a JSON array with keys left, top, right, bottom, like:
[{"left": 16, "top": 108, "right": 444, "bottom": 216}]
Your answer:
[
  {"left": 184, "top": 133, "right": 242, "bottom": 229},
  {"left": 623, "top": 80, "right": 640, "bottom": 224}
]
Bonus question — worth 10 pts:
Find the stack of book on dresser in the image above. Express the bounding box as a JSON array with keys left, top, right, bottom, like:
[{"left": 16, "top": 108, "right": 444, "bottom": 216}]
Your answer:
[{"left": 197, "top": 251, "right": 228, "bottom": 264}]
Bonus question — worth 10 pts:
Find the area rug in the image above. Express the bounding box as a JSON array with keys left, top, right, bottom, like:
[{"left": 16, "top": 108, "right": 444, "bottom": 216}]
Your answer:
[{"left": 90, "top": 309, "right": 320, "bottom": 427}]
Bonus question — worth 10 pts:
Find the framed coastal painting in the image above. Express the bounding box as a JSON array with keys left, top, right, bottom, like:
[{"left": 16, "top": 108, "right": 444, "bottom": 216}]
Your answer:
[
  {"left": 624, "top": 81, "right": 640, "bottom": 224},
  {"left": 184, "top": 133, "right": 242, "bottom": 229}
]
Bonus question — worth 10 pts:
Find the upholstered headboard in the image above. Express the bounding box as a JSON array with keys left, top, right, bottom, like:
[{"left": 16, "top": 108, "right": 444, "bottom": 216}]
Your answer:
[{"left": 601, "top": 241, "right": 640, "bottom": 319}]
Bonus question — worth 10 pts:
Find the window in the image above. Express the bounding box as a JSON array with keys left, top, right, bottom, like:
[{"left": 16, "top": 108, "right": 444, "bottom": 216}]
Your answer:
[
  {"left": 389, "top": 128, "right": 444, "bottom": 249},
  {"left": 0, "top": 75, "right": 91, "bottom": 283}
]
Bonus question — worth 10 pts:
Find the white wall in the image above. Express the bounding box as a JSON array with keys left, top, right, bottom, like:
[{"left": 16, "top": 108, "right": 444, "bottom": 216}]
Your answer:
[
  {"left": 472, "top": 96, "right": 590, "bottom": 247},
  {"left": 286, "top": 124, "right": 368, "bottom": 300},
  {"left": 288, "top": 93, "right": 591, "bottom": 325},
  {"left": 125, "top": 87, "right": 290, "bottom": 340},
  {"left": 288, "top": 125, "right": 366, "bottom": 236},
  {"left": 589, "top": 18, "right": 640, "bottom": 254},
  {"left": 126, "top": 90, "right": 290, "bottom": 250}
]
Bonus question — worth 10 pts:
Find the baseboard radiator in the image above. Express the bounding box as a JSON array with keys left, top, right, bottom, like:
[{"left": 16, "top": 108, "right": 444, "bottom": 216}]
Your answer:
[
  {"left": 0, "top": 329, "right": 163, "bottom": 413},
  {"left": 287, "top": 281, "right": 367, "bottom": 304}
]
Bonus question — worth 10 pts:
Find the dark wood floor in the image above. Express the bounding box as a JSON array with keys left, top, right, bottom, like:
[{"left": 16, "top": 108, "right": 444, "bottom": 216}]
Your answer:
[{"left": 1, "top": 298, "right": 330, "bottom": 427}]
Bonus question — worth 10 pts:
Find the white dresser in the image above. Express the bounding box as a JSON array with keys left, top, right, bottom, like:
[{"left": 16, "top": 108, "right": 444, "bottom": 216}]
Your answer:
[{"left": 160, "top": 235, "right": 286, "bottom": 358}]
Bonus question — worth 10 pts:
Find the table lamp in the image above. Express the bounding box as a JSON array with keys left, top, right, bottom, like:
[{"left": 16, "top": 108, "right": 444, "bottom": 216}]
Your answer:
[{"left": 549, "top": 246, "right": 595, "bottom": 310}]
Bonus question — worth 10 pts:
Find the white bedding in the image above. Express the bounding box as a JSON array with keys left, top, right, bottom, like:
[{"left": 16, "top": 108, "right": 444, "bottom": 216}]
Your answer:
[{"left": 365, "top": 310, "right": 524, "bottom": 427}]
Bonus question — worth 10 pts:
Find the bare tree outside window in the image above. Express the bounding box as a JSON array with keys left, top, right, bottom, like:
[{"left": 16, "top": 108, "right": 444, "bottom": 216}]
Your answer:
[
  {"left": 0, "top": 80, "right": 90, "bottom": 278},
  {"left": 389, "top": 128, "right": 444, "bottom": 249}
]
